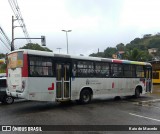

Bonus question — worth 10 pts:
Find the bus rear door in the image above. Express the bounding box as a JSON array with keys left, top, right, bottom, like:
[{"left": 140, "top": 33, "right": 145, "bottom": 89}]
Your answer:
[{"left": 56, "top": 63, "right": 71, "bottom": 101}]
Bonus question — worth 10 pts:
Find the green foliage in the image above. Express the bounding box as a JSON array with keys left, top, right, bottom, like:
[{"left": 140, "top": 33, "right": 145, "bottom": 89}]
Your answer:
[
  {"left": 0, "top": 53, "right": 5, "bottom": 59},
  {"left": 0, "top": 53, "right": 6, "bottom": 73},
  {"left": 20, "top": 43, "right": 53, "bottom": 52},
  {"left": 104, "top": 47, "right": 117, "bottom": 58},
  {"left": 90, "top": 52, "right": 104, "bottom": 57},
  {"left": 0, "top": 64, "right": 6, "bottom": 73},
  {"left": 116, "top": 43, "right": 125, "bottom": 51},
  {"left": 124, "top": 48, "right": 151, "bottom": 61}
]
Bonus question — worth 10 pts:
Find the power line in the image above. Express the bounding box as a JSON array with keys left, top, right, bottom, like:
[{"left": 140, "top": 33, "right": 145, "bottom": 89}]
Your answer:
[
  {"left": 0, "top": 26, "right": 11, "bottom": 47},
  {"left": 0, "top": 38, "right": 10, "bottom": 51},
  {"left": 8, "top": 0, "right": 31, "bottom": 43},
  {"left": 0, "top": 26, "right": 11, "bottom": 52}
]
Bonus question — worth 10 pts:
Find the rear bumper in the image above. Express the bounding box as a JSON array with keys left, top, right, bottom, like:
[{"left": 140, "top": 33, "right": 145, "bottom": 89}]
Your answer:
[{"left": 6, "top": 91, "right": 21, "bottom": 98}]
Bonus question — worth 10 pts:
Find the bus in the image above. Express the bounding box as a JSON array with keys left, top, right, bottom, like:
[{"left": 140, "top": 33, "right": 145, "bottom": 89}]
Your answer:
[
  {"left": 6, "top": 49, "right": 152, "bottom": 104},
  {"left": 149, "top": 60, "right": 160, "bottom": 84}
]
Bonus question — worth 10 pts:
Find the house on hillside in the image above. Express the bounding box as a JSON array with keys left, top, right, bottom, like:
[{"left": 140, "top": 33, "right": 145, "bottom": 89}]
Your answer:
[{"left": 148, "top": 48, "right": 160, "bottom": 61}]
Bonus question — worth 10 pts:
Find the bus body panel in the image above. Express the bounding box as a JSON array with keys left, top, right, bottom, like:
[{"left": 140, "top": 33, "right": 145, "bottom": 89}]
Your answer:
[
  {"left": 71, "top": 78, "right": 146, "bottom": 101},
  {"left": 7, "top": 77, "right": 146, "bottom": 102},
  {"left": 27, "top": 77, "right": 56, "bottom": 101}
]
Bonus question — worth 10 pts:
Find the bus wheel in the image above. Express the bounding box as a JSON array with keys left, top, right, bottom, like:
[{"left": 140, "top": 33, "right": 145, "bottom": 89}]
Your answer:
[
  {"left": 135, "top": 87, "right": 140, "bottom": 98},
  {"left": 2, "top": 96, "right": 14, "bottom": 104},
  {"left": 80, "top": 89, "right": 92, "bottom": 104}
]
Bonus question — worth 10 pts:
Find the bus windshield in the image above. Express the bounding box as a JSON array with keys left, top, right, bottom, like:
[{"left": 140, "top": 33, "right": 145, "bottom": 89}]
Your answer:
[{"left": 7, "top": 51, "right": 23, "bottom": 69}]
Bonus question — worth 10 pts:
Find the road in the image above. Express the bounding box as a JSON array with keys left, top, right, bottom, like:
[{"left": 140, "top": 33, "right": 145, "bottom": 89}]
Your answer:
[{"left": 0, "top": 92, "right": 160, "bottom": 134}]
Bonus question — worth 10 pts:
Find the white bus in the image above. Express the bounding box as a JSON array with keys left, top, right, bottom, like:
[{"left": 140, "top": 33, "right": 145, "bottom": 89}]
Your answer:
[{"left": 6, "top": 49, "right": 152, "bottom": 104}]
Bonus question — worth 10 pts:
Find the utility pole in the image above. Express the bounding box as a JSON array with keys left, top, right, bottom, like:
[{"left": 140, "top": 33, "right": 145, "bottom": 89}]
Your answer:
[
  {"left": 11, "top": 16, "right": 14, "bottom": 51},
  {"left": 11, "top": 37, "right": 46, "bottom": 51},
  {"left": 11, "top": 16, "right": 24, "bottom": 51}
]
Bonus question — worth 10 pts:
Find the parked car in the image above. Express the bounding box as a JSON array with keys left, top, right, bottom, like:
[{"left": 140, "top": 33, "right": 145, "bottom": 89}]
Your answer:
[{"left": 0, "top": 76, "right": 14, "bottom": 104}]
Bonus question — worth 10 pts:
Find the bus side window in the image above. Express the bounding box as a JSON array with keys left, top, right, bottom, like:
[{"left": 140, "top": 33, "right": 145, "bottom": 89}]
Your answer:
[
  {"left": 110, "top": 63, "right": 123, "bottom": 77},
  {"left": 72, "top": 63, "right": 77, "bottom": 77},
  {"left": 136, "top": 65, "right": 145, "bottom": 78},
  {"left": 72, "top": 68, "right": 76, "bottom": 77},
  {"left": 29, "top": 56, "right": 53, "bottom": 77},
  {"left": 32, "top": 70, "right": 39, "bottom": 76}
]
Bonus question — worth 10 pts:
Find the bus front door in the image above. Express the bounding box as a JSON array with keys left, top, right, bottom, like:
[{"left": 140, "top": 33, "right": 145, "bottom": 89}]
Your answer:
[
  {"left": 146, "top": 67, "right": 152, "bottom": 92},
  {"left": 56, "top": 63, "right": 71, "bottom": 101}
]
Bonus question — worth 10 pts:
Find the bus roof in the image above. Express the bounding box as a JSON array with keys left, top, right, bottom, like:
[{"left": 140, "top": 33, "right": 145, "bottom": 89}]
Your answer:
[{"left": 8, "top": 49, "right": 151, "bottom": 66}]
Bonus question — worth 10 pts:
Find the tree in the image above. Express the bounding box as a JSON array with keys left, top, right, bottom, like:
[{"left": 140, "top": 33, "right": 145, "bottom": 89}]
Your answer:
[
  {"left": 104, "top": 47, "right": 117, "bottom": 58},
  {"left": 116, "top": 43, "right": 125, "bottom": 51},
  {"left": 0, "top": 54, "right": 6, "bottom": 73},
  {"left": 0, "top": 53, "right": 5, "bottom": 59},
  {"left": 20, "top": 43, "right": 53, "bottom": 52},
  {"left": 90, "top": 52, "right": 104, "bottom": 57},
  {"left": 143, "top": 34, "right": 152, "bottom": 38},
  {"left": 124, "top": 48, "right": 151, "bottom": 61},
  {"left": 130, "top": 38, "right": 141, "bottom": 44}
]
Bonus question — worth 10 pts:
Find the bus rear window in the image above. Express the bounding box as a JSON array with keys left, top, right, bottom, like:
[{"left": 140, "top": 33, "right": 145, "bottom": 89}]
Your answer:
[{"left": 7, "top": 52, "right": 23, "bottom": 69}]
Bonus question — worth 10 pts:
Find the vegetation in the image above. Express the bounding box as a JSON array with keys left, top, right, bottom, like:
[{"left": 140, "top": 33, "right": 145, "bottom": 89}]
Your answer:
[
  {"left": 90, "top": 33, "right": 160, "bottom": 61},
  {"left": 0, "top": 53, "right": 5, "bottom": 59},
  {"left": 19, "top": 43, "right": 53, "bottom": 52},
  {"left": 0, "top": 53, "right": 6, "bottom": 73},
  {"left": 0, "top": 64, "right": 6, "bottom": 73}
]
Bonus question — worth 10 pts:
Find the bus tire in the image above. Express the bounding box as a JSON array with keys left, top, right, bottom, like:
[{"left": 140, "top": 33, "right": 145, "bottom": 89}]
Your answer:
[
  {"left": 2, "top": 96, "right": 14, "bottom": 104},
  {"left": 79, "top": 89, "right": 92, "bottom": 104},
  {"left": 134, "top": 87, "right": 140, "bottom": 98}
]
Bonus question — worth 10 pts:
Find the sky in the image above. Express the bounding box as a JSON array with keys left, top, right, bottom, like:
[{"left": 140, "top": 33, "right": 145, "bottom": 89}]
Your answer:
[{"left": 0, "top": 0, "right": 160, "bottom": 56}]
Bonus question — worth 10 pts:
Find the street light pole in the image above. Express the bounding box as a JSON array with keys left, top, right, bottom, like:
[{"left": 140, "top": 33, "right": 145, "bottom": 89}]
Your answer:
[
  {"left": 12, "top": 16, "right": 14, "bottom": 51},
  {"left": 57, "top": 48, "right": 62, "bottom": 53},
  {"left": 62, "top": 30, "right": 72, "bottom": 54}
]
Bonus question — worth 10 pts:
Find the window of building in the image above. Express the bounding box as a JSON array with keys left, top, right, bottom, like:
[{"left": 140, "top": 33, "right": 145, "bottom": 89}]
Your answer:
[{"left": 153, "top": 72, "right": 159, "bottom": 79}]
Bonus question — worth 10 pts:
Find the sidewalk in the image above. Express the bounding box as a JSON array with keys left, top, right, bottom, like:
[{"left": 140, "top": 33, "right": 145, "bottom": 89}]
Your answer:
[{"left": 152, "top": 85, "right": 160, "bottom": 95}]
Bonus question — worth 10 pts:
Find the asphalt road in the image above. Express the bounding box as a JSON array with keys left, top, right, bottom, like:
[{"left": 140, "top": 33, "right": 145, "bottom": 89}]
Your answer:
[{"left": 0, "top": 93, "right": 160, "bottom": 134}]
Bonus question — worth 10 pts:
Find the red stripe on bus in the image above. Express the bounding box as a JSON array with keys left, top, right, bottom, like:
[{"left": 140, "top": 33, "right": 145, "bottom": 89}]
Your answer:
[
  {"left": 112, "top": 82, "right": 114, "bottom": 88},
  {"left": 48, "top": 83, "right": 54, "bottom": 90},
  {"left": 22, "top": 54, "right": 28, "bottom": 77},
  {"left": 113, "top": 59, "right": 122, "bottom": 63}
]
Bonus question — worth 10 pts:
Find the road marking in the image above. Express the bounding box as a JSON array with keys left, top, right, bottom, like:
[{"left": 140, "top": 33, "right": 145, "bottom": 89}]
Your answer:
[
  {"left": 139, "top": 99, "right": 160, "bottom": 103},
  {"left": 132, "top": 99, "right": 160, "bottom": 105},
  {"left": 129, "top": 113, "right": 160, "bottom": 122},
  {"left": 141, "top": 104, "right": 160, "bottom": 109}
]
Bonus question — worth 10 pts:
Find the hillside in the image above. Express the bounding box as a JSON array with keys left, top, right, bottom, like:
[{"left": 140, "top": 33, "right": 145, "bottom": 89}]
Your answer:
[{"left": 90, "top": 33, "right": 160, "bottom": 61}]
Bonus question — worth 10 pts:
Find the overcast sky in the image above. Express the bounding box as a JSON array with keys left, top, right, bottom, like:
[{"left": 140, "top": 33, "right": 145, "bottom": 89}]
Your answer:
[{"left": 1, "top": 0, "right": 160, "bottom": 55}]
